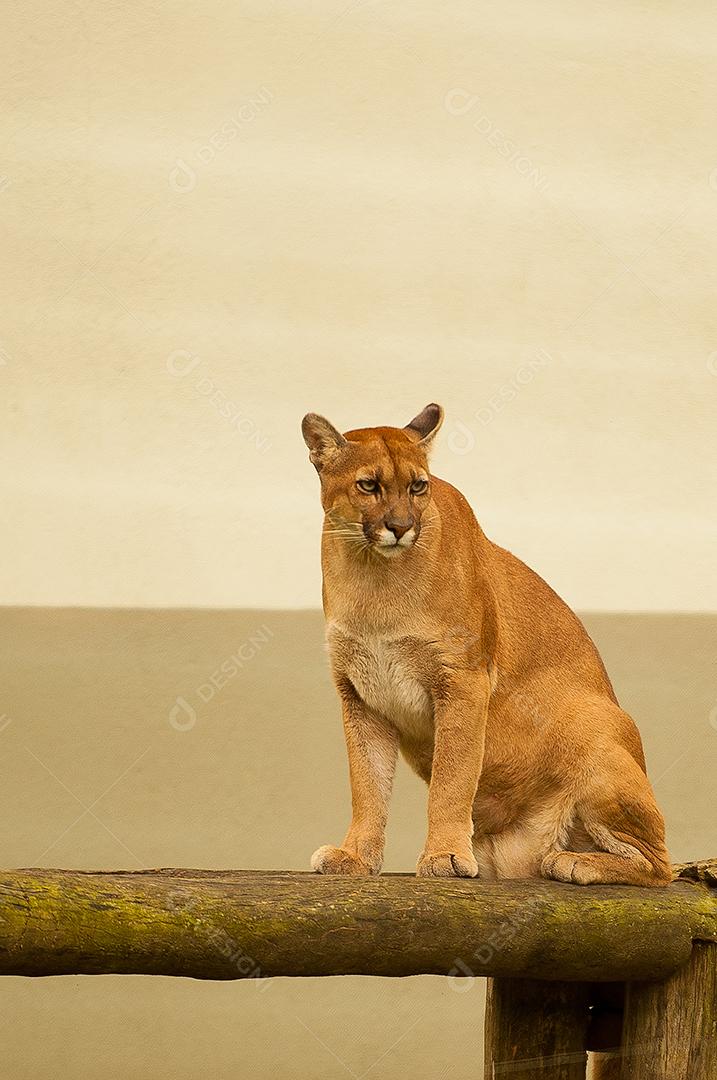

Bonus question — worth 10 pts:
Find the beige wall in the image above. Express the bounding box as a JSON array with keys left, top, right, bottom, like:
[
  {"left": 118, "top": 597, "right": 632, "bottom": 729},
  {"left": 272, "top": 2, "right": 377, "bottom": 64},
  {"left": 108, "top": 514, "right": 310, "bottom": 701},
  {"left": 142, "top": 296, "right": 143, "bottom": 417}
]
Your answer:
[
  {"left": 1, "top": 7, "right": 716, "bottom": 1076},
  {"left": 1, "top": 1, "right": 716, "bottom": 610}
]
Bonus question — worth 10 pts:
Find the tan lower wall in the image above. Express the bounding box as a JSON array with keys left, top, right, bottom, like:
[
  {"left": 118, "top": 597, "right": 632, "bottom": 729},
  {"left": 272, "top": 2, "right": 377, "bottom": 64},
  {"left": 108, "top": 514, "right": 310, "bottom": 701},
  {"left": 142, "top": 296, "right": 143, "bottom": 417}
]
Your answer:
[{"left": 0, "top": 609, "right": 714, "bottom": 1078}]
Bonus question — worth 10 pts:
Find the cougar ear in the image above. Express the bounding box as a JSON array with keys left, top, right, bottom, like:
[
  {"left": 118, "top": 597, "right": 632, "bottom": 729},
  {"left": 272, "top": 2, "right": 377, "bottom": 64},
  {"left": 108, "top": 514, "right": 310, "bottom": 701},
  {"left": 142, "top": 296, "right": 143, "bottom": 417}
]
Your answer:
[
  {"left": 404, "top": 403, "right": 444, "bottom": 448},
  {"left": 301, "top": 413, "right": 348, "bottom": 470}
]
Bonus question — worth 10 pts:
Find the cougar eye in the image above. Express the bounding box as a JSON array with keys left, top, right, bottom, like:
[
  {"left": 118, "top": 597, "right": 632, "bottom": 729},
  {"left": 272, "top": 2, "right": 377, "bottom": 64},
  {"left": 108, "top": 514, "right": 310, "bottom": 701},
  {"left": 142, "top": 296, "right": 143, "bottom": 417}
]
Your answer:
[
  {"left": 356, "top": 478, "right": 379, "bottom": 494},
  {"left": 410, "top": 479, "right": 429, "bottom": 495}
]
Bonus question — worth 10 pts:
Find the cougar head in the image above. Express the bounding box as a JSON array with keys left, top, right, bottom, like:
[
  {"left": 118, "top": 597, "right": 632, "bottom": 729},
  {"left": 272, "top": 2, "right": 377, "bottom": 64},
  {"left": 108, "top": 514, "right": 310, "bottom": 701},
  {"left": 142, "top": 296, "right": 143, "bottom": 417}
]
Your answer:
[{"left": 301, "top": 404, "right": 443, "bottom": 556}]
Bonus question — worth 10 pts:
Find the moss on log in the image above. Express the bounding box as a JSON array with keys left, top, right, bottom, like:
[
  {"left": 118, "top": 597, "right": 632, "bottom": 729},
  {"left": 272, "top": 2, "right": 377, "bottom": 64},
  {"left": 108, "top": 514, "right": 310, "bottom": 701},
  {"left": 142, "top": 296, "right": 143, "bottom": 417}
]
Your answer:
[{"left": 0, "top": 868, "right": 715, "bottom": 982}]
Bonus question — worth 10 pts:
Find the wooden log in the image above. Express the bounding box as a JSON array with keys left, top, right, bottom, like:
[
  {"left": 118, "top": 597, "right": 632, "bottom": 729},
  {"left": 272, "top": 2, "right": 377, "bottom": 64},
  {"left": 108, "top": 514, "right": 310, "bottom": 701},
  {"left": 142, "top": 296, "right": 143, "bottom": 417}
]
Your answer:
[
  {"left": 619, "top": 940, "right": 717, "bottom": 1080},
  {"left": 672, "top": 857, "right": 717, "bottom": 887},
  {"left": 0, "top": 867, "right": 715, "bottom": 982},
  {"left": 484, "top": 978, "right": 590, "bottom": 1078}
]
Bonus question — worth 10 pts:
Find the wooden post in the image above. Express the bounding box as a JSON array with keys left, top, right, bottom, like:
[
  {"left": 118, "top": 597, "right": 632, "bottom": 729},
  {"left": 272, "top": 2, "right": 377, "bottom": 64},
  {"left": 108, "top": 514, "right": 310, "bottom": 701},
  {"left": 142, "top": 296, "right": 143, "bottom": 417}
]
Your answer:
[
  {"left": 619, "top": 941, "right": 717, "bottom": 1080},
  {"left": 484, "top": 977, "right": 590, "bottom": 1078}
]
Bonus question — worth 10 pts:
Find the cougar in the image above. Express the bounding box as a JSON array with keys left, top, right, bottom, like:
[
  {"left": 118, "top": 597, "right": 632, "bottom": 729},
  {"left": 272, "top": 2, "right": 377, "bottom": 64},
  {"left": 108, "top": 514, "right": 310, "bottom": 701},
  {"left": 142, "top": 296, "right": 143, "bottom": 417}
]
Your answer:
[{"left": 302, "top": 403, "right": 670, "bottom": 885}]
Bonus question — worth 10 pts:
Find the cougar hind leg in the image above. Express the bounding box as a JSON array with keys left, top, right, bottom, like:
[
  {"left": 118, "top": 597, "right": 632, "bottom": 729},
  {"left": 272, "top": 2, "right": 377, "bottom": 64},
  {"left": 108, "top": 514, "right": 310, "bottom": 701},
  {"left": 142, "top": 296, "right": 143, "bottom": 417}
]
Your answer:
[{"left": 542, "top": 736, "right": 671, "bottom": 887}]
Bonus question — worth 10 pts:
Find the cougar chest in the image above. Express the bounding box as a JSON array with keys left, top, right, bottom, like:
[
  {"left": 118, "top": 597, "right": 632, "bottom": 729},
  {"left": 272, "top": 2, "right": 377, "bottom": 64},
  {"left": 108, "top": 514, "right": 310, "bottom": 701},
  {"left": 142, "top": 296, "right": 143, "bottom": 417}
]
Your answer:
[{"left": 334, "top": 629, "right": 434, "bottom": 739}]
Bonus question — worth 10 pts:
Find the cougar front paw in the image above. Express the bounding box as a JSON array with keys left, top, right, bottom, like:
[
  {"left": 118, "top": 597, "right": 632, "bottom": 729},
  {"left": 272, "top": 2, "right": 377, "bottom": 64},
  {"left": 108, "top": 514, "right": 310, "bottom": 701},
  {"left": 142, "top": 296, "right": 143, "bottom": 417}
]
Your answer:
[
  {"left": 416, "top": 851, "right": 478, "bottom": 878},
  {"left": 311, "top": 845, "right": 377, "bottom": 876}
]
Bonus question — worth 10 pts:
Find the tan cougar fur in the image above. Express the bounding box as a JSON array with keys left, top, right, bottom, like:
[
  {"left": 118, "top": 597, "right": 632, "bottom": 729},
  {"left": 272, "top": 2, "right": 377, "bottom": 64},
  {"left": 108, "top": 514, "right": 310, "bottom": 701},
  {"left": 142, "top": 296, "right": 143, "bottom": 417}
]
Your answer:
[{"left": 302, "top": 404, "right": 671, "bottom": 885}]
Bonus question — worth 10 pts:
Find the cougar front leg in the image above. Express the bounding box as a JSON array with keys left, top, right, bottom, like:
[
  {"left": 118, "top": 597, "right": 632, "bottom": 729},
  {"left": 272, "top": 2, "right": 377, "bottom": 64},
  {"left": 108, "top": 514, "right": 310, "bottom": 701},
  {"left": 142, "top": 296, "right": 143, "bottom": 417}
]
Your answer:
[
  {"left": 312, "top": 677, "right": 398, "bottom": 876},
  {"left": 417, "top": 669, "right": 490, "bottom": 878}
]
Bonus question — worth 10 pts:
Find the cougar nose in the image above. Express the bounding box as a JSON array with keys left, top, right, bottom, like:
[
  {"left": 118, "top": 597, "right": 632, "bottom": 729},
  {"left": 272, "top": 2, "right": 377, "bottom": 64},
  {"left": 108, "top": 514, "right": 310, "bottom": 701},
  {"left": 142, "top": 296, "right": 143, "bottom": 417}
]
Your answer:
[{"left": 385, "top": 519, "right": 413, "bottom": 539}]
